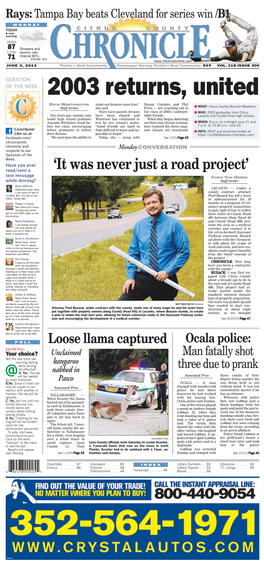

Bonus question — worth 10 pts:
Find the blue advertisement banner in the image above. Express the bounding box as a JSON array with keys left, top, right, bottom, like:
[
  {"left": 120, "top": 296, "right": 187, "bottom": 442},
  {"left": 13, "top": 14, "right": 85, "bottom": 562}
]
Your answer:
[{"left": 6, "top": 478, "right": 152, "bottom": 502}]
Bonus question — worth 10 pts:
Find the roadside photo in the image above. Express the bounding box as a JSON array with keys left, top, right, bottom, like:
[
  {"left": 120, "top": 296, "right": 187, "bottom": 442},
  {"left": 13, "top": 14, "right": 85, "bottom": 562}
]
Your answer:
[
  {"left": 89, "top": 348, "right": 169, "bottom": 436},
  {"left": 52, "top": 175, "right": 203, "bottom": 301}
]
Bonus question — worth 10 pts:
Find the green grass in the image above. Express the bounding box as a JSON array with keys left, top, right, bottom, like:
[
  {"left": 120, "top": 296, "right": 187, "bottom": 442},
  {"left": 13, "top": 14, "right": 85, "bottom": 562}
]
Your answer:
[
  {"left": 52, "top": 221, "right": 203, "bottom": 301},
  {"left": 116, "top": 200, "right": 144, "bottom": 214},
  {"left": 156, "top": 430, "right": 169, "bottom": 436},
  {"left": 178, "top": 188, "right": 204, "bottom": 218},
  {"left": 126, "top": 184, "right": 147, "bottom": 198}
]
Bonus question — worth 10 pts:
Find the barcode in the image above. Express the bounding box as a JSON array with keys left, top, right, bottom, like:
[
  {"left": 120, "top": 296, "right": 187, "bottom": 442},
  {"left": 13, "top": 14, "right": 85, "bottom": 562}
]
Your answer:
[{"left": 8, "top": 460, "right": 40, "bottom": 473}]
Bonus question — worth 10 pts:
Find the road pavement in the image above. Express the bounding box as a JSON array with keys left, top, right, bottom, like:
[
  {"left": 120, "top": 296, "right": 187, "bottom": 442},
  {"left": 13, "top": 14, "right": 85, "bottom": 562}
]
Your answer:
[{"left": 52, "top": 185, "right": 186, "bottom": 256}]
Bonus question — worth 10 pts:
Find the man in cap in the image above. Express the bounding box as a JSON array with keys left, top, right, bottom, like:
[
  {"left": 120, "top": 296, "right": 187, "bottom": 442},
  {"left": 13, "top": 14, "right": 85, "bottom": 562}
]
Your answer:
[
  {"left": 155, "top": 363, "right": 168, "bottom": 414},
  {"left": 209, "top": 11, "right": 258, "bottom": 62}
]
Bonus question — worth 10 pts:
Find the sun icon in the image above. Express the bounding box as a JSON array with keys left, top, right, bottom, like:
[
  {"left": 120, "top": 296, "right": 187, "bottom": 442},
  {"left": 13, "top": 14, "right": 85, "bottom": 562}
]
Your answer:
[
  {"left": 108, "top": 18, "right": 157, "bottom": 31},
  {"left": 7, "top": 92, "right": 37, "bottom": 122}
]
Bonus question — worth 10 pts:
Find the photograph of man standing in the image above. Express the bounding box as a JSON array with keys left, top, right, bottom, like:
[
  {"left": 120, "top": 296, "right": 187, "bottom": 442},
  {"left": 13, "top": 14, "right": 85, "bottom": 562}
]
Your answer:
[
  {"left": 155, "top": 363, "right": 168, "bottom": 414},
  {"left": 118, "top": 187, "right": 190, "bottom": 301}
]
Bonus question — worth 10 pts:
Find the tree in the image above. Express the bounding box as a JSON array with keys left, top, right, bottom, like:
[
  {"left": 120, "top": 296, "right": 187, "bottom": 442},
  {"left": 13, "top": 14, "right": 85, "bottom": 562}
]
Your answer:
[
  {"left": 72, "top": 177, "right": 94, "bottom": 220},
  {"left": 71, "top": 177, "right": 108, "bottom": 219},
  {"left": 89, "top": 349, "right": 168, "bottom": 377},
  {"left": 125, "top": 176, "right": 145, "bottom": 196},
  {"left": 196, "top": 177, "right": 204, "bottom": 197},
  {"left": 52, "top": 175, "right": 147, "bottom": 222},
  {"left": 107, "top": 176, "right": 145, "bottom": 204},
  {"left": 90, "top": 177, "right": 108, "bottom": 217},
  {"left": 52, "top": 177, "right": 76, "bottom": 223},
  {"left": 107, "top": 177, "right": 125, "bottom": 204}
]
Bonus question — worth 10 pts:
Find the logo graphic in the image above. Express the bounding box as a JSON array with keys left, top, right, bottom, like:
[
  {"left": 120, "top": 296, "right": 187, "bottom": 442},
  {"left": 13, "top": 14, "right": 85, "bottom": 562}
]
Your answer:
[
  {"left": 6, "top": 364, "right": 18, "bottom": 377},
  {"left": 108, "top": 18, "right": 157, "bottom": 31},
  {"left": 6, "top": 92, "right": 40, "bottom": 125}
]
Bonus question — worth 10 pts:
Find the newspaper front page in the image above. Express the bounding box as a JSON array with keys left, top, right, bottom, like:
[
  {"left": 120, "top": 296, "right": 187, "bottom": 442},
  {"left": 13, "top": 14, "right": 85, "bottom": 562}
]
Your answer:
[{"left": 3, "top": 0, "right": 262, "bottom": 561}]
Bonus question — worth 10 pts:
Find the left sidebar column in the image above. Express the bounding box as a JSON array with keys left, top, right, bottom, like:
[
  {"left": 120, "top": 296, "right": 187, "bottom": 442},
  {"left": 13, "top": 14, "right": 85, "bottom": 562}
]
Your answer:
[{"left": 5, "top": 74, "right": 42, "bottom": 474}]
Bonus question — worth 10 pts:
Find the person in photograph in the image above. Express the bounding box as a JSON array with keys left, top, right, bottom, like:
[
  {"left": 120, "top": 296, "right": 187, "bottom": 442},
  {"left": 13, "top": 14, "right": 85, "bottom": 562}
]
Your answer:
[
  {"left": 118, "top": 187, "right": 190, "bottom": 301},
  {"left": 6, "top": 258, "right": 14, "bottom": 266},
  {"left": 155, "top": 363, "right": 168, "bottom": 414},
  {"left": 6, "top": 294, "right": 13, "bottom": 302},
  {"left": 209, "top": 11, "right": 258, "bottom": 62},
  {"left": 6, "top": 185, "right": 12, "bottom": 193},
  {"left": 5, "top": 323, "right": 14, "bottom": 331},
  {"left": 6, "top": 220, "right": 13, "bottom": 228},
  {"left": 6, "top": 480, "right": 36, "bottom": 507}
]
